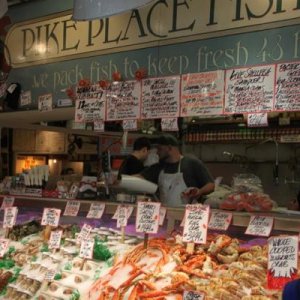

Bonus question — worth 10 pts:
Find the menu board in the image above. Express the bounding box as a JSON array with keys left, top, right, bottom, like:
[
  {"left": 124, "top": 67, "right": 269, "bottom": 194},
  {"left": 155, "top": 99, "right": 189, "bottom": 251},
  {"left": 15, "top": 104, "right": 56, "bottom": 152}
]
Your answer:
[
  {"left": 183, "top": 204, "right": 209, "bottom": 244},
  {"left": 268, "top": 236, "right": 298, "bottom": 289},
  {"left": 49, "top": 230, "right": 63, "bottom": 249},
  {"left": 75, "top": 84, "right": 105, "bottom": 122},
  {"left": 245, "top": 215, "right": 274, "bottom": 237},
  {"left": 183, "top": 290, "right": 205, "bottom": 300},
  {"left": 0, "top": 239, "right": 9, "bottom": 257},
  {"left": 41, "top": 208, "right": 61, "bottom": 227},
  {"left": 224, "top": 65, "right": 275, "bottom": 113},
  {"left": 275, "top": 62, "right": 300, "bottom": 111},
  {"left": 86, "top": 203, "right": 105, "bottom": 219},
  {"left": 106, "top": 80, "right": 141, "bottom": 121},
  {"left": 208, "top": 211, "right": 232, "bottom": 231},
  {"left": 79, "top": 239, "right": 95, "bottom": 259},
  {"left": 3, "top": 207, "right": 18, "bottom": 228},
  {"left": 136, "top": 202, "right": 161, "bottom": 234},
  {"left": 247, "top": 113, "right": 268, "bottom": 127},
  {"left": 64, "top": 200, "right": 81, "bottom": 217},
  {"left": 0, "top": 196, "right": 15, "bottom": 210},
  {"left": 181, "top": 71, "right": 224, "bottom": 116},
  {"left": 141, "top": 76, "right": 180, "bottom": 119}
]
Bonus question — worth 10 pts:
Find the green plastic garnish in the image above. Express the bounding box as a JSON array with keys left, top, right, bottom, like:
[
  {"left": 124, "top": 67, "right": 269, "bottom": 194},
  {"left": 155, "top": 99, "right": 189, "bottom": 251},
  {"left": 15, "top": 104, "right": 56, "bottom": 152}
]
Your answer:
[
  {"left": 40, "top": 244, "right": 49, "bottom": 252},
  {"left": 69, "top": 289, "right": 80, "bottom": 300},
  {"left": 93, "top": 237, "right": 112, "bottom": 261},
  {"left": 64, "top": 262, "right": 72, "bottom": 271},
  {"left": 54, "top": 273, "right": 62, "bottom": 280}
]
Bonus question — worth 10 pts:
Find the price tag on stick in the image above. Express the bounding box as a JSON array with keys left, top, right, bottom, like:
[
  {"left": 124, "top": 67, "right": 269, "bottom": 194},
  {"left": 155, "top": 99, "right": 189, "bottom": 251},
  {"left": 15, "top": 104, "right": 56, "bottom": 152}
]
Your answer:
[
  {"left": 64, "top": 200, "right": 80, "bottom": 216},
  {"left": 41, "top": 208, "right": 61, "bottom": 227},
  {"left": 86, "top": 203, "right": 105, "bottom": 219},
  {"left": 0, "top": 196, "right": 15, "bottom": 210},
  {"left": 49, "top": 230, "right": 63, "bottom": 250},
  {"left": 0, "top": 239, "right": 9, "bottom": 257}
]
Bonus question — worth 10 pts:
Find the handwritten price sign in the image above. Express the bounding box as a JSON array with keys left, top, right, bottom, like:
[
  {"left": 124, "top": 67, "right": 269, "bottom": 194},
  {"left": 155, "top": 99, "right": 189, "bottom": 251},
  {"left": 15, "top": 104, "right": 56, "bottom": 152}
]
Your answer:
[
  {"left": 159, "top": 207, "right": 167, "bottom": 226},
  {"left": 0, "top": 196, "right": 15, "bottom": 210},
  {"left": 3, "top": 207, "right": 18, "bottom": 228},
  {"left": 117, "top": 205, "right": 129, "bottom": 228},
  {"left": 77, "top": 224, "right": 92, "bottom": 243},
  {"left": 0, "top": 239, "right": 9, "bottom": 257},
  {"left": 245, "top": 215, "right": 274, "bottom": 237},
  {"left": 38, "top": 93, "right": 53, "bottom": 112},
  {"left": 112, "top": 205, "right": 134, "bottom": 220},
  {"left": 208, "top": 211, "right": 232, "bottom": 231},
  {"left": 44, "top": 269, "right": 56, "bottom": 281},
  {"left": 136, "top": 202, "right": 161, "bottom": 234},
  {"left": 183, "top": 204, "right": 210, "bottom": 244},
  {"left": 247, "top": 113, "right": 268, "bottom": 127},
  {"left": 49, "top": 230, "right": 63, "bottom": 249},
  {"left": 64, "top": 200, "right": 81, "bottom": 216},
  {"left": 86, "top": 203, "right": 105, "bottom": 219},
  {"left": 161, "top": 118, "right": 178, "bottom": 131},
  {"left": 79, "top": 239, "right": 95, "bottom": 259},
  {"left": 183, "top": 290, "right": 205, "bottom": 300},
  {"left": 122, "top": 119, "right": 138, "bottom": 131},
  {"left": 268, "top": 235, "right": 299, "bottom": 289},
  {"left": 41, "top": 208, "right": 61, "bottom": 227}
]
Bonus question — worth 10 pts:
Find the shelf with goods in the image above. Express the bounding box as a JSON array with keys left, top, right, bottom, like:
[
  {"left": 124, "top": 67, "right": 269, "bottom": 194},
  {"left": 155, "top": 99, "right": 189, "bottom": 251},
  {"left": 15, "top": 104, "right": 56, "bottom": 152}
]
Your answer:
[{"left": 0, "top": 194, "right": 298, "bottom": 299}]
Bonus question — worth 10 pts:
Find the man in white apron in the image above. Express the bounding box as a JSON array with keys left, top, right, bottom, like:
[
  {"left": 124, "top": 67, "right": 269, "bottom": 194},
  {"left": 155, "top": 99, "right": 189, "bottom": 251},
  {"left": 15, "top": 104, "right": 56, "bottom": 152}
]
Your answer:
[{"left": 140, "top": 134, "right": 215, "bottom": 207}]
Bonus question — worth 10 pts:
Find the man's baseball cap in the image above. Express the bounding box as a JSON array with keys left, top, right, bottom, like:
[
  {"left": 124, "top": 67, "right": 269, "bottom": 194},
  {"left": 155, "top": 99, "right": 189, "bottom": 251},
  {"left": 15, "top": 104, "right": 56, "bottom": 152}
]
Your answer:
[{"left": 151, "top": 134, "right": 179, "bottom": 147}]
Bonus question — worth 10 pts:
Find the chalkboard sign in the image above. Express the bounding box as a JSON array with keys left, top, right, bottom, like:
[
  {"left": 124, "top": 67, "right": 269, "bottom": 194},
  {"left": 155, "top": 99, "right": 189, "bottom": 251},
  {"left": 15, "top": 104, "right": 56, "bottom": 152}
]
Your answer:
[
  {"left": 181, "top": 71, "right": 224, "bottom": 116},
  {"left": 183, "top": 204, "right": 209, "bottom": 244},
  {"left": 141, "top": 76, "right": 180, "bottom": 119},
  {"left": 106, "top": 80, "right": 141, "bottom": 121},
  {"left": 75, "top": 84, "right": 105, "bottom": 122},
  {"left": 275, "top": 62, "right": 300, "bottom": 111},
  {"left": 224, "top": 65, "right": 275, "bottom": 113},
  {"left": 268, "top": 235, "right": 298, "bottom": 289}
]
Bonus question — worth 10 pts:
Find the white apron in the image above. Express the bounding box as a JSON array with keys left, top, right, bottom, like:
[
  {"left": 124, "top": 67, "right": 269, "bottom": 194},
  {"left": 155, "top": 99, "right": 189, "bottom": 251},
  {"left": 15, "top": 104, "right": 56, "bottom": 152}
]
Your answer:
[{"left": 158, "top": 158, "right": 187, "bottom": 207}]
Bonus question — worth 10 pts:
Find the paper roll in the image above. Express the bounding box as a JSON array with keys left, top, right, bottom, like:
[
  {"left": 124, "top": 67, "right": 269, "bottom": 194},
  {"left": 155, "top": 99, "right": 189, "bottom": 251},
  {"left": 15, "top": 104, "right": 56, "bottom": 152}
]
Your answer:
[{"left": 119, "top": 175, "right": 158, "bottom": 194}]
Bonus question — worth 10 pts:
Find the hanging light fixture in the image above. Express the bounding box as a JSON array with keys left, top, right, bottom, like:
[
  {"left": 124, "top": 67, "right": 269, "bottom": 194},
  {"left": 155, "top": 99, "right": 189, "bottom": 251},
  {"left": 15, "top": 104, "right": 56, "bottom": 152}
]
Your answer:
[{"left": 73, "top": 0, "right": 153, "bottom": 21}]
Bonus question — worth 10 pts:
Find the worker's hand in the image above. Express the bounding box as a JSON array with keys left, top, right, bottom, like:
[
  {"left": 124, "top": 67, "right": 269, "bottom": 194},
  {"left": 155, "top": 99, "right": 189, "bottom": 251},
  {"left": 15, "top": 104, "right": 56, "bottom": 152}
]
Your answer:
[{"left": 181, "top": 187, "right": 201, "bottom": 204}]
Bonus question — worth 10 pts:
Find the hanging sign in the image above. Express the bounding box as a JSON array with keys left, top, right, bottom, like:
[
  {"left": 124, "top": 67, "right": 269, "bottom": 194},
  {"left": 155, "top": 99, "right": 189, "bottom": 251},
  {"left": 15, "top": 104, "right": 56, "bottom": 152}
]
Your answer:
[
  {"left": 0, "top": 196, "right": 15, "bottom": 210},
  {"left": 75, "top": 84, "right": 105, "bottom": 122},
  {"left": 106, "top": 80, "right": 141, "bottom": 121},
  {"left": 208, "top": 211, "right": 232, "bottom": 231},
  {"left": 3, "top": 207, "right": 18, "bottom": 228},
  {"left": 63, "top": 200, "right": 81, "bottom": 216},
  {"left": 141, "top": 76, "right": 180, "bottom": 119},
  {"left": 181, "top": 71, "right": 224, "bottom": 116},
  {"left": 41, "top": 208, "right": 61, "bottom": 227},
  {"left": 224, "top": 65, "right": 275, "bottom": 114},
  {"left": 247, "top": 113, "right": 268, "bottom": 127},
  {"left": 122, "top": 119, "right": 138, "bottom": 131},
  {"left": 136, "top": 202, "right": 161, "bottom": 234},
  {"left": 183, "top": 204, "right": 209, "bottom": 244},
  {"left": 38, "top": 93, "right": 53, "bottom": 111},
  {"left": 183, "top": 290, "right": 205, "bottom": 300},
  {"left": 275, "top": 62, "right": 300, "bottom": 111},
  {"left": 161, "top": 118, "right": 179, "bottom": 131},
  {"left": 49, "top": 230, "right": 63, "bottom": 249},
  {"left": 245, "top": 215, "right": 274, "bottom": 237},
  {"left": 0, "top": 239, "right": 9, "bottom": 258},
  {"left": 79, "top": 239, "right": 95, "bottom": 259},
  {"left": 86, "top": 203, "right": 105, "bottom": 219},
  {"left": 159, "top": 207, "right": 167, "bottom": 226},
  {"left": 267, "top": 235, "right": 298, "bottom": 289}
]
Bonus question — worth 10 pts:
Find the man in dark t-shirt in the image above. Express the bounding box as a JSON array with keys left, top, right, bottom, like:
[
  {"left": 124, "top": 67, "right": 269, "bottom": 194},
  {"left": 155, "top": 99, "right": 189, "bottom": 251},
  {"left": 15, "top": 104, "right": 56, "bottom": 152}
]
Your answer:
[
  {"left": 118, "top": 137, "right": 151, "bottom": 176},
  {"left": 140, "top": 134, "right": 214, "bottom": 207}
]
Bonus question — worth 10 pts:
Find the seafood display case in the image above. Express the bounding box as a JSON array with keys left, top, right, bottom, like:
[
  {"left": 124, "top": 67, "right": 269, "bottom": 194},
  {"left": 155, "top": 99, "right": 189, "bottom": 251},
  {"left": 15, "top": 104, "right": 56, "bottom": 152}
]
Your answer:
[{"left": 0, "top": 196, "right": 300, "bottom": 299}]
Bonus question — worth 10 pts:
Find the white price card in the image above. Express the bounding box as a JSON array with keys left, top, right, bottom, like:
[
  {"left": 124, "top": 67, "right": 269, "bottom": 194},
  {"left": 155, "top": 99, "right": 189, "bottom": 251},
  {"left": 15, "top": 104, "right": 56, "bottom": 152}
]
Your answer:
[
  {"left": 41, "top": 208, "right": 61, "bottom": 227},
  {"left": 183, "top": 290, "right": 205, "bottom": 300},
  {"left": 3, "top": 207, "right": 18, "bottom": 228},
  {"left": 20, "top": 90, "right": 32, "bottom": 106},
  {"left": 117, "top": 205, "right": 129, "bottom": 228},
  {"left": 0, "top": 239, "right": 9, "bottom": 257},
  {"left": 122, "top": 119, "right": 138, "bottom": 131},
  {"left": 183, "top": 204, "right": 210, "bottom": 244},
  {"left": 77, "top": 224, "right": 92, "bottom": 243},
  {"left": 112, "top": 205, "right": 134, "bottom": 220},
  {"left": 136, "top": 202, "right": 161, "bottom": 234},
  {"left": 86, "top": 203, "right": 105, "bottom": 219},
  {"left": 64, "top": 200, "right": 81, "bottom": 216},
  {"left": 245, "top": 215, "right": 274, "bottom": 237},
  {"left": 38, "top": 93, "right": 53, "bottom": 111},
  {"left": 159, "top": 207, "right": 167, "bottom": 226},
  {"left": 267, "top": 235, "right": 299, "bottom": 289},
  {"left": 44, "top": 269, "right": 56, "bottom": 281},
  {"left": 49, "top": 230, "right": 63, "bottom": 249},
  {"left": 0, "top": 196, "right": 15, "bottom": 210},
  {"left": 79, "top": 239, "right": 94, "bottom": 259},
  {"left": 161, "top": 118, "right": 179, "bottom": 131},
  {"left": 94, "top": 120, "right": 105, "bottom": 132},
  {"left": 208, "top": 211, "right": 232, "bottom": 231},
  {"left": 247, "top": 113, "right": 268, "bottom": 127}
]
